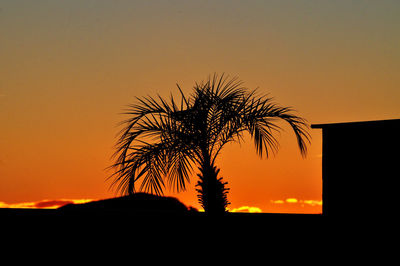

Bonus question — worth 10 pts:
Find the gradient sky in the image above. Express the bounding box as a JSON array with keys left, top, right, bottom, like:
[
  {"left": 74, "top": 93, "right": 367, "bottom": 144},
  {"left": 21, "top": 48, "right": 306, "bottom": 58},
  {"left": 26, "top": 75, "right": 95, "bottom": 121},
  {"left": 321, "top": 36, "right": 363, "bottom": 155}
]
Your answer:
[{"left": 1, "top": 0, "right": 399, "bottom": 213}]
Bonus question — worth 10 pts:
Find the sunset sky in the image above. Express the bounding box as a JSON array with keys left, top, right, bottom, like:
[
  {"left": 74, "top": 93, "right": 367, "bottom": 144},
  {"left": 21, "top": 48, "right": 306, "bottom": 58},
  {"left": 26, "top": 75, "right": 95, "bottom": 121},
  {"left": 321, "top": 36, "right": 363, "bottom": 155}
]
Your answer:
[{"left": 1, "top": 1, "right": 399, "bottom": 213}]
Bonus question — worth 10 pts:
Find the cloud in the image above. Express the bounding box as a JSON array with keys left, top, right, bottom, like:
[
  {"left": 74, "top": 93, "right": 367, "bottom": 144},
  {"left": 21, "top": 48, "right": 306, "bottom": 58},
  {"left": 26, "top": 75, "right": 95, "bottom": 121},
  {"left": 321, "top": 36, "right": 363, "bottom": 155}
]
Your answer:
[
  {"left": 34, "top": 200, "right": 75, "bottom": 208},
  {"left": 302, "top": 200, "right": 322, "bottom": 207},
  {"left": 270, "top": 198, "right": 322, "bottom": 207},
  {"left": 270, "top": 200, "right": 284, "bottom": 204},
  {"left": 0, "top": 201, "right": 36, "bottom": 208},
  {"left": 229, "top": 206, "right": 262, "bottom": 213},
  {"left": 0, "top": 199, "right": 94, "bottom": 209},
  {"left": 286, "top": 198, "right": 298, "bottom": 203}
]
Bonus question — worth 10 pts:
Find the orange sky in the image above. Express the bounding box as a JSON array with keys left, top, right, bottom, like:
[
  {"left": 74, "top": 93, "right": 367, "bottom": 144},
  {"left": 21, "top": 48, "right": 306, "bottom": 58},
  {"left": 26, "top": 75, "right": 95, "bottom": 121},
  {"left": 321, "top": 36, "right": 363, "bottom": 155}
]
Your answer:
[{"left": 1, "top": 1, "right": 399, "bottom": 213}]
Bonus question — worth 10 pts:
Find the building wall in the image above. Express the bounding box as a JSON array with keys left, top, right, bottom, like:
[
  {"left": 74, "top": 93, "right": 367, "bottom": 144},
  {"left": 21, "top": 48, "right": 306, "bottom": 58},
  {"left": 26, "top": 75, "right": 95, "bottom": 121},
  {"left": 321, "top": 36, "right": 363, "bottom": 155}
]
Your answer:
[{"left": 319, "top": 120, "right": 400, "bottom": 216}]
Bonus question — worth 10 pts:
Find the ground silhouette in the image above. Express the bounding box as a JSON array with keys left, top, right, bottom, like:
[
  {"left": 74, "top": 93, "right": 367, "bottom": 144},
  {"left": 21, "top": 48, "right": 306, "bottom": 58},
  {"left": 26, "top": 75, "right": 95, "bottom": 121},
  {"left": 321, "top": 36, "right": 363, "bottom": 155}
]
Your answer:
[{"left": 58, "top": 193, "right": 195, "bottom": 215}]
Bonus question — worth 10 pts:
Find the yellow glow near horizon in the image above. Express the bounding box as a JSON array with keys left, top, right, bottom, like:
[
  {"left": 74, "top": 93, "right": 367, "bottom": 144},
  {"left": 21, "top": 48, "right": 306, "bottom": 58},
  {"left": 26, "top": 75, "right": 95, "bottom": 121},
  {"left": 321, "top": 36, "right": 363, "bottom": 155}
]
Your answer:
[
  {"left": 0, "top": 199, "right": 94, "bottom": 209},
  {"left": 229, "top": 206, "right": 263, "bottom": 213}
]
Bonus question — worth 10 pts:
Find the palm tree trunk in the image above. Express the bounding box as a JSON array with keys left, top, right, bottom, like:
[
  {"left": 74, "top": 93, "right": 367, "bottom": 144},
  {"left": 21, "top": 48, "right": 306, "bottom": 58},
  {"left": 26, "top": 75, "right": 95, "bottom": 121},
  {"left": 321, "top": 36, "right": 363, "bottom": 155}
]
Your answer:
[{"left": 196, "top": 151, "right": 230, "bottom": 214}]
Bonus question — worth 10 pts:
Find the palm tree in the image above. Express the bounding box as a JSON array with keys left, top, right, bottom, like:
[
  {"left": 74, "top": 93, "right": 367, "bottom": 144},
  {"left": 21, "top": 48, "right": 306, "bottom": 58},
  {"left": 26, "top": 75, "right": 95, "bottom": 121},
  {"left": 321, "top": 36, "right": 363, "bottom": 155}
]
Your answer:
[{"left": 109, "top": 74, "right": 310, "bottom": 214}]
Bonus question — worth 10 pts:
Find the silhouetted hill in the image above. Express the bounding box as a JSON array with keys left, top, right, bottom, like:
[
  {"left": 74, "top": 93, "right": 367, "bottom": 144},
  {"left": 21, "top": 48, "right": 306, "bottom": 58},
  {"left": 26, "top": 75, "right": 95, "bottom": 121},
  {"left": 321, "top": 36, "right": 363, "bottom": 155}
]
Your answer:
[
  {"left": 0, "top": 193, "right": 322, "bottom": 233},
  {"left": 58, "top": 193, "right": 194, "bottom": 215}
]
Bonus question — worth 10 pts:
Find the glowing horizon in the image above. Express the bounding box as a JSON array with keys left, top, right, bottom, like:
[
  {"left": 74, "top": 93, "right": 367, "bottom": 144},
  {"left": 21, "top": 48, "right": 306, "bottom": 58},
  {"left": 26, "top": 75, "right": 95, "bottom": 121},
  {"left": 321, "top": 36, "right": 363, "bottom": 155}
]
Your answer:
[{"left": 0, "top": 196, "right": 322, "bottom": 214}]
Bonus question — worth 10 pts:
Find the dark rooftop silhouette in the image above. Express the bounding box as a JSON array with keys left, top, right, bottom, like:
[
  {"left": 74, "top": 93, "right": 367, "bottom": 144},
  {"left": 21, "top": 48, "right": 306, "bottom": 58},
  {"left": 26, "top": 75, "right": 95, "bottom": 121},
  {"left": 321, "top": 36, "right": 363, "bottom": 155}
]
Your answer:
[{"left": 312, "top": 118, "right": 400, "bottom": 216}]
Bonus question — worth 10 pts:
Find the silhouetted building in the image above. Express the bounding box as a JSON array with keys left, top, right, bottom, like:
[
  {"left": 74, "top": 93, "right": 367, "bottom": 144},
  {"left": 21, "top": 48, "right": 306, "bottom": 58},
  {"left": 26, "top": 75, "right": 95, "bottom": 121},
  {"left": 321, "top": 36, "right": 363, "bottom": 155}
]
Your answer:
[{"left": 312, "top": 119, "right": 400, "bottom": 216}]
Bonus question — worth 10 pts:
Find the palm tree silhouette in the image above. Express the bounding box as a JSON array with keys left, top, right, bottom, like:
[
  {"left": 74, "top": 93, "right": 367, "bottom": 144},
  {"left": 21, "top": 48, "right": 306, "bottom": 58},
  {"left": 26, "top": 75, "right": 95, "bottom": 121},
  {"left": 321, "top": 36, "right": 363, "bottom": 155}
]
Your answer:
[{"left": 109, "top": 74, "right": 310, "bottom": 214}]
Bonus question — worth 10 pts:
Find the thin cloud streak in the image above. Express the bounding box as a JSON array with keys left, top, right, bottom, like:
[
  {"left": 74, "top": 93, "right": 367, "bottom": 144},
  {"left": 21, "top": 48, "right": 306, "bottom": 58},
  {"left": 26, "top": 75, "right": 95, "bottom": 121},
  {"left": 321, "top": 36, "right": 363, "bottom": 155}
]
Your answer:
[
  {"left": 0, "top": 199, "right": 93, "bottom": 209},
  {"left": 270, "top": 198, "right": 322, "bottom": 207},
  {"left": 229, "top": 206, "right": 263, "bottom": 213}
]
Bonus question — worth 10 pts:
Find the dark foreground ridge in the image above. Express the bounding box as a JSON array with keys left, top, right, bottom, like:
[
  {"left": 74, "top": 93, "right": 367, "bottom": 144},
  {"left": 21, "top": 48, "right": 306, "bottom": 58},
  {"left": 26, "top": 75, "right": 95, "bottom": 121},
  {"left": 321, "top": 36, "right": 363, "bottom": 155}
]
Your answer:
[
  {"left": 0, "top": 193, "right": 322, "bottom": 228},
  {"left": 0, "top": 208, "right": 321, "bottom": 217},
  {"left": 58, "top": 192, "right": 195, "bottom": 215}
]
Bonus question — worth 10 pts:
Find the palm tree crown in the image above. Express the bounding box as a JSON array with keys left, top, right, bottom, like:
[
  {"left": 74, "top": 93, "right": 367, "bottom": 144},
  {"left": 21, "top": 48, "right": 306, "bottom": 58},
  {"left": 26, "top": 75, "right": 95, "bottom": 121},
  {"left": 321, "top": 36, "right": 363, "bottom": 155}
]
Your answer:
[{"left": 109, "top": 74, "right": 310, "bottom": 214}]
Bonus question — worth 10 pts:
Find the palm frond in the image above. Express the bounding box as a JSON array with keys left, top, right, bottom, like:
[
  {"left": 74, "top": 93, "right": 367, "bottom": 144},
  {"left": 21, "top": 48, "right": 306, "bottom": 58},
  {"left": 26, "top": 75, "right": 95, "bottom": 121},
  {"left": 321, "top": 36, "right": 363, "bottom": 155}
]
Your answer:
[
  {"left": 243, "top": 94, "right": 310, "bottom": 158},
  {"left": 109, "top": 89, "right": 198, "bottom": 196},
  {"left": 167, "top": 148, "right": 194, "bottom": 192}
]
